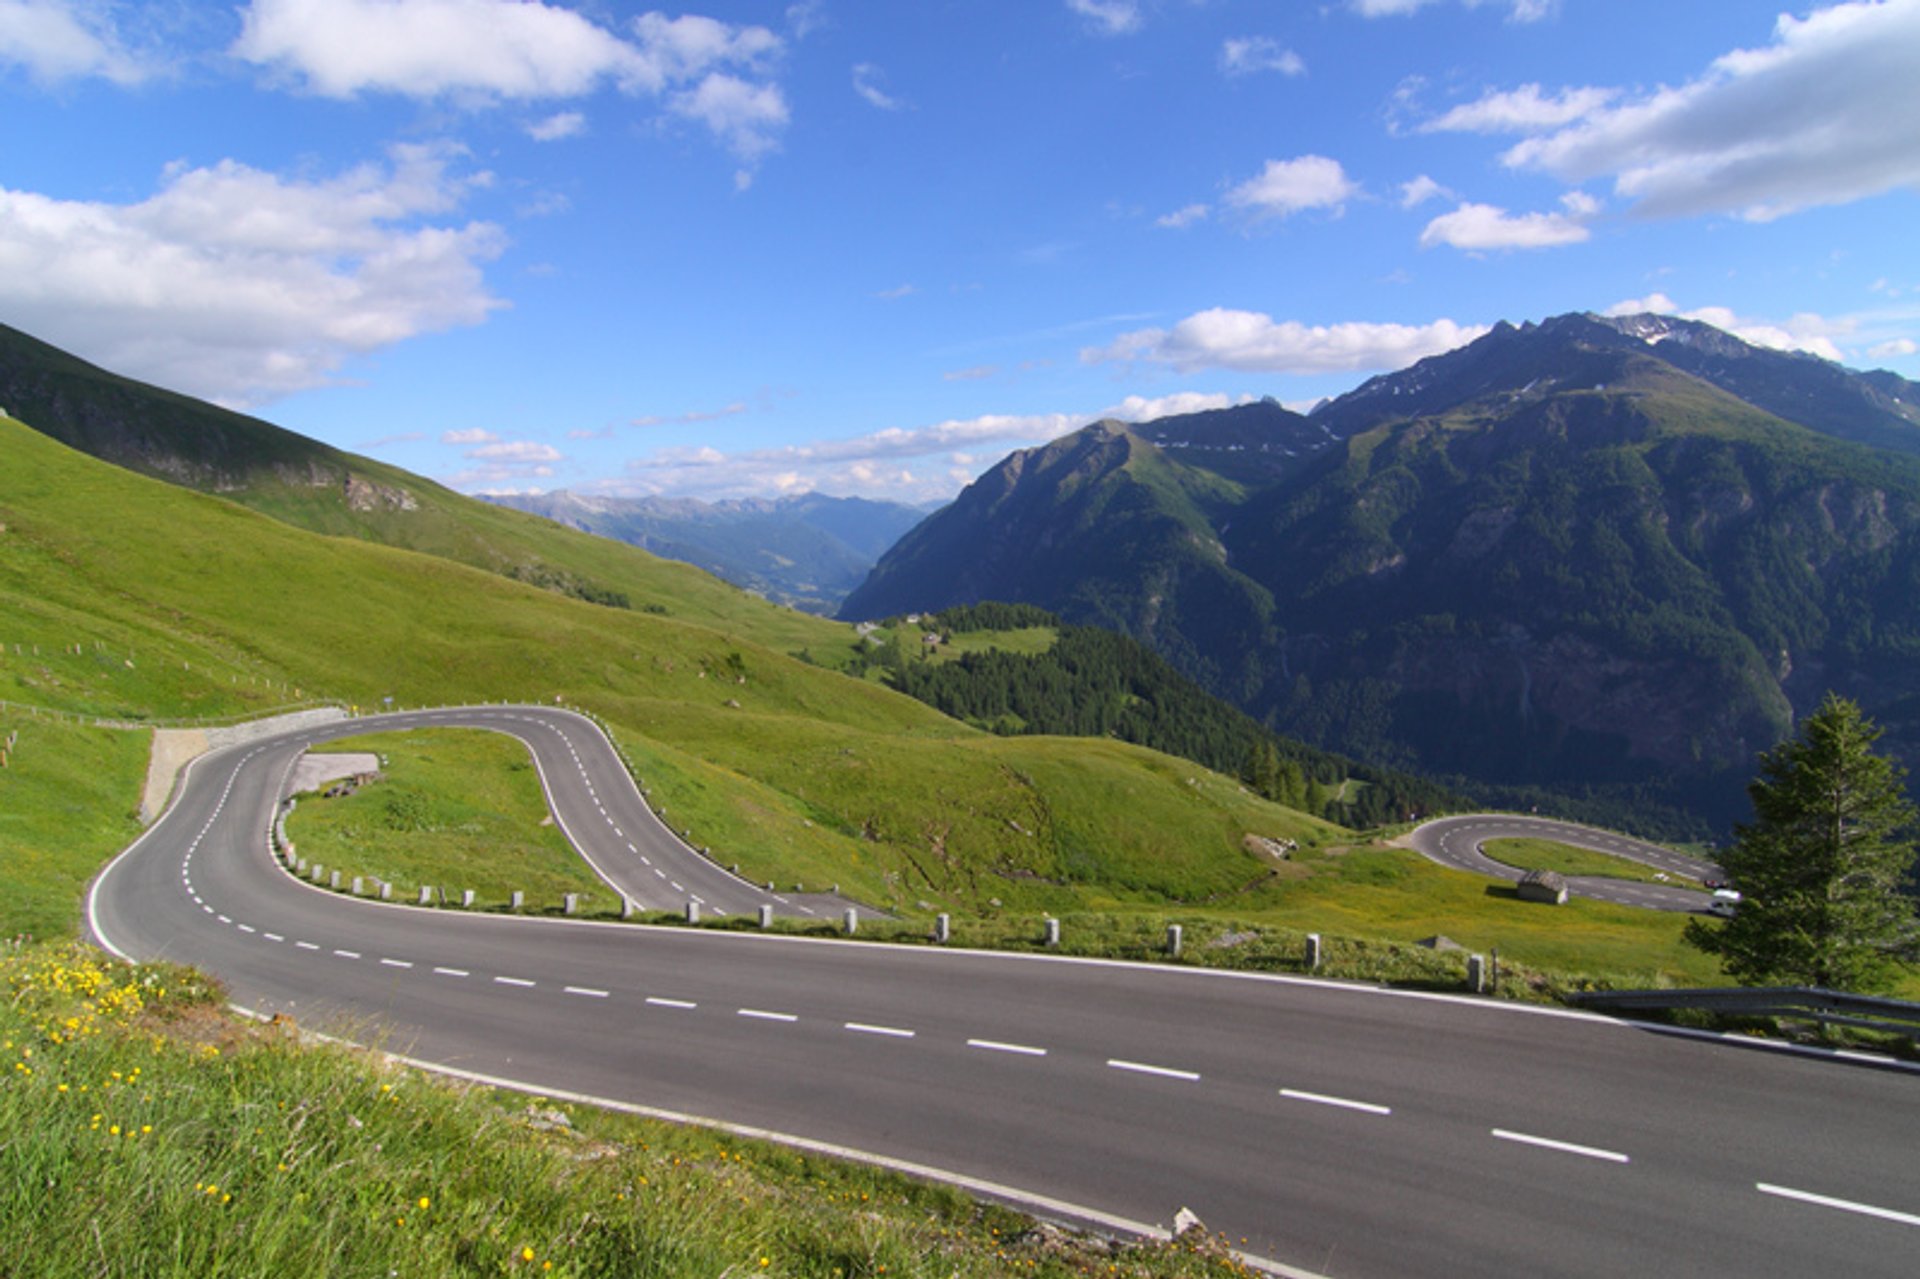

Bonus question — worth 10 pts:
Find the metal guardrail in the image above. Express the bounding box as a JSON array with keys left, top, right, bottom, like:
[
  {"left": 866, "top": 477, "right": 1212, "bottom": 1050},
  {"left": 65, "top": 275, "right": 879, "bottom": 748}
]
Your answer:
[
  {"left": 1572, "top": 986, "right": 1920, "bottom": 1042},
  {"left": 0, "top": 696, "right": 345, "bottom": 730}
]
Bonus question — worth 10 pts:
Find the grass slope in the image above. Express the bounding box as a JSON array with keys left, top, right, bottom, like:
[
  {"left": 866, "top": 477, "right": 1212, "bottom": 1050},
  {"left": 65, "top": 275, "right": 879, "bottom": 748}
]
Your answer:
[{"left": 0, "top": 415, "right": 1334, "bottom": 922}]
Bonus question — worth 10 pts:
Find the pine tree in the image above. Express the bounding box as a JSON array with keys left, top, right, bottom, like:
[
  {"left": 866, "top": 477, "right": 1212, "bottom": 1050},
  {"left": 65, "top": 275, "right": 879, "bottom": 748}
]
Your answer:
[{"left": 1685, "top": 694, "right": 1919, "bottom": 992}]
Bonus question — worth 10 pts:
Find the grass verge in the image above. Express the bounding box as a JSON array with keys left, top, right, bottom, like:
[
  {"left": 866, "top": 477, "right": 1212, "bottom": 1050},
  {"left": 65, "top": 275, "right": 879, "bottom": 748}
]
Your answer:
[
  {"left": 0, "top": 939, "right": 1260, "bottom": 1279},
  {"left": 1479, "top": 837, "right": 1703, "bottom": 888}
]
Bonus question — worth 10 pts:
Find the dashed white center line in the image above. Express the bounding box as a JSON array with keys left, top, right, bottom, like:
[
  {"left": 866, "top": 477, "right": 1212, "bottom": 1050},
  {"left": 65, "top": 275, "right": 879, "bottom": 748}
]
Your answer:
[
  {"left": 738, "top": 1008, "right": 797, "bottom": 1022},
  {"left": 494, "top": 976, "right": 536, "bottom": 988},
  {"left": 333, "top": 949, "right": 361, "bottom": 959},
  {"left": 1492, "top": 1129, "right": 1630, "bottom": 1164},
  {"left": 380, "top": 959, "right": 413, "bottom": 969},
  {"left": 1107, "top": 1059, "right": 1200, "bottom": 1082},
  {"left": 564, "top": 986, "right": 610, "bottom": 998},
  {"left": 845, "top": 1022, "right": 915, "bottom": 1038},
  {"left": 295, "top": 941, "right": 319, "bottom": 951},
  {"left": 646, "top": 996, "right": 697, "bottom": 1009},
  {"left": 236, "top": 924, "right": 256, "bottom": 934},
  {"left": 433, "top": 967, "right": 469, "bottom": 977},
  {"left": 1757, "top": 1183, "right": 1920, "bottom": 1227},
  {"left": 968, "top": 1039, "right": 1047, "bottom": 1057},
  {"left": 1280, "top": 1088, "right": 1392, "bottom": 1116},
  {"left": 264, "top": 933, "right": 283, "bottom": 942}
]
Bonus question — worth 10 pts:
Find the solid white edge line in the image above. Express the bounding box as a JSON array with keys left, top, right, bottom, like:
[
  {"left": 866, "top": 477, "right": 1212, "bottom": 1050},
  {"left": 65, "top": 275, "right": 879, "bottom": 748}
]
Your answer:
[
  {"left": 1107, "top": 1059, "right": 1200, "bottom": 1081},
  {"left": 1757, "top": 1183, "right": 1920, "bottom": 1227},
  {"left": 1491, "top": 1129, "right": 1629, "bottom": 1163},
  {"left": 968, "top": 1039, "right": 1047, "bottom": 1057},
  {"left": 224, "top": 1008, "right": 1330, "bottom": 1279},
  {"left": 1279, "top": 1088, "right": 1391, "bottom": 1116}
]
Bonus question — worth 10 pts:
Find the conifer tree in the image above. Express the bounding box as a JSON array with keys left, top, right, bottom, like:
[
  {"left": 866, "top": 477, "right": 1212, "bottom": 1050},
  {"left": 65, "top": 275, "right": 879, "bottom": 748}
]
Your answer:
[{"left": 1685, "top": 694, "right": 1918, "bottom": 992}]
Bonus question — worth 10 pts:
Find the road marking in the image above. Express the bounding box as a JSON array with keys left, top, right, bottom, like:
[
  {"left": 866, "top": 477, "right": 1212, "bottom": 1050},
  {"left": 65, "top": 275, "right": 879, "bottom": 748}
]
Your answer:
[
  {"left": 217, "top": 913, "right": 231, "bottom": 924},
  {"left": 264, "top": 933, "right": 283, "bottom": 942},
  {"left": 1757, "top": 1183, "right": 1920, "bottom": 1227},
  {"left": 295, "top": 941, "right": 319, "bottom": 951},
  {"left": 1280, "top": 1088, "right": 1392, "bottom": 1116},
  {"left": 237, "top": 924, "right": 256, "bottom": 934},
  {"left": 333, "top": 949, "right": 361, "bottom": 959},
  {"left": 433, "top": 967, "right": 469, "bottom": 977},
  {"left": 564, "top": 986, "right": 610, "bottom": 998},
  {"left": 380, "top": 959, "right": 413, "bottom": 969},
  {"left": 1491, "top": 1129, "right": 1629, "bottom": 1163},
  {"left": 739, "top": 1008, "right": 798, "bottom": 1022},
  {"left": 1107, "top": 1059, "right": 1199, "bottom": 1081},
  {"left": 494, "top": 976, "right": 536, "bottom": 988},
  {"left": 845, "top": 1022, "right": 915, "bottom": 1038},
  {"left": 646, "top": 997, "right": 697, "bottom": 1009},
  {"left": 968, "top": 1039, "right": 1047, "bottom": 1057}
]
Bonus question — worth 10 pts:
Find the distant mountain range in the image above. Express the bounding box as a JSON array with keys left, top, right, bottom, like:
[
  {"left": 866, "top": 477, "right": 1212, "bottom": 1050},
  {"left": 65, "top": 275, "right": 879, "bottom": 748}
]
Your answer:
[
  {"left": 485, "top": 491, "right": 932, "bottom": 614},
  {"left": 842, "top": 312, "right": 1920, "bottom": 831}
]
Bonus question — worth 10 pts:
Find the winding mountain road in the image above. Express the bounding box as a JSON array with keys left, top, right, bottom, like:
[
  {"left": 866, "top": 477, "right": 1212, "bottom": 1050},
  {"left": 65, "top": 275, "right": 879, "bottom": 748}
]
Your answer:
[
  {"left": 89, "top": 707, "right": 1919, "bottom": 1279},
  {"left": 1407, "top": 813, "right": 1724, "bottom": 912}
]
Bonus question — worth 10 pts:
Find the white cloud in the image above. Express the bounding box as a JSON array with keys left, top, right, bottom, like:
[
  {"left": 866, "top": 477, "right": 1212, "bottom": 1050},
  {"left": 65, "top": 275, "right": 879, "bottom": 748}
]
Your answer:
[
  {"left": 1419, "top": 193, "right": 1594, "bottom": 251},
  {"left": 944, "top": 365, "right": 998, "bottom": 382},
  {"left": 1869, "top": 338, "right": 1918, "bottom": 359},
  {"left": 1220, "top": 36, "right": 1304, "bottom": 78},
  {"left": 0, "top": 0, "right": 151, "bottom": 84},
  {"left": 526, "top": 110, "right": 585, "bottom": 141},
  {"left": 1399, "top": 174, "right": 1451, "bottom": 208},
  {"left": 631, "top": 401, "right": 747, "bottom": 427},
  {"left": 1420, "top": 83, "right": 1616, "bottom": 134},
  {"left": 1066, "top": 0, "right": 1141, "bottom": 36},
  {"left": 1083, "top": 309, "right": 1487, "bottom": 374},
  {"left": 441, "top": 427, "right": 499, "bottom": 445},
  {"left": 234, "top": 2, "right": 790, "bottom": 163},
  {"left": 1501, "top": 0, "right": 1920, "bottom": 221},
  {"left": 1155, "top": 203, "right": 1209, "bottom": 229},
  {"left": 1224, "top": 155, "right": 1357, "bottom": 220},
  {"left": 1350, "top": 0, "right": 1553, "bottom": 20},
  {"left": 1605, "top": 293, "right": 1849, "bottom": 361},
  {"left": 0, "top": 143, "right": 505, "bottom": 407},
  {"left": 873, "top": 283, "right": 916, "bottom": 301},
  {"left": 851, "top": 61, "right": 901, "bottom": 110},
  {"left": 468, "top": 440, "right": 562, "bottom": 462}
]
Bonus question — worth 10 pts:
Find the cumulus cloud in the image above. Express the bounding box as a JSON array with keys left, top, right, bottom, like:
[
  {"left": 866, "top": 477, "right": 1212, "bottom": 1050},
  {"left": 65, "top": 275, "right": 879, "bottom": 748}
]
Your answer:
[
  {"left": 1398, "top": 174, "right": 1452, "bottom": 208},
  {"left": 1420, "top": 83, "right": 1616, "bottom": 133},
  {"left": 0, "top": 0, "right": 152, "bottom": 84},
  {"left": 1870, "top": 338, "right": 1918, "bottom": 359},
  {"left": 1155, "top": 203, "right": 1209, "bottom": 229},
  {"left": 1500, "top": 0, "right": 1920, "bottom": 221},
  {"left": 234, "top": 1, "right": 790, "bottom": 163},
  {"left": 1082, "top": 309, "right": 1487, "bottom": 374},
  {"left": 1220, "top": 36, "right": 1304, "bottom": 78},
  {"left": 1066, "top": 0, "right": 1141, "bottom": 36},
  {"left": 1224, "top": 155, "right": 1357, "bottom": 220},
  {"left": 0, "top": 143, "right": 505, "bottom": 406},
  {"left": 1419, "top": 192, "right": 1596, "bottom": 251},
  {"left": 526, "top": 110, "right": 585, "bottom": 141},
  {"left": 1604, "top": 293, "right": 1849, "bottom": 361}
]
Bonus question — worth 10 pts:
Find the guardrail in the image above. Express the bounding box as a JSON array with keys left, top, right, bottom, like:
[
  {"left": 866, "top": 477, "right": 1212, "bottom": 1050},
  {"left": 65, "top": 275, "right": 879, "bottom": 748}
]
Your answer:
[
  {"left": 0, "top": 695, "right": 347, "bottom": 730},
  {"left": 1571, "top": 986, "right": 1920, "bottom": 1042}
]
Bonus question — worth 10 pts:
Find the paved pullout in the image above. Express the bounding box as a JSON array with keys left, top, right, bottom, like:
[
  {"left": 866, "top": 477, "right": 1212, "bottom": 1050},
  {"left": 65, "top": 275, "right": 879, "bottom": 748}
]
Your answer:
[
  {"left": 1406, "top": 813, "right": 1725, "bottom": 912},
  {"left": 90, "top": 708, "right": 1919, "bottom": 1279}
]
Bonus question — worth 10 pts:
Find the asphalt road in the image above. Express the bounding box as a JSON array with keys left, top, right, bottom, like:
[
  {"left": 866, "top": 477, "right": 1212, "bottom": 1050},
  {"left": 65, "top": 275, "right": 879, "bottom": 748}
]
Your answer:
[
  {"left": 89, "top": 708, "right": 1920, "bottom": 1279},
  {"left": 1406, "top": 813, "right": 1726, "bottom": 912}
]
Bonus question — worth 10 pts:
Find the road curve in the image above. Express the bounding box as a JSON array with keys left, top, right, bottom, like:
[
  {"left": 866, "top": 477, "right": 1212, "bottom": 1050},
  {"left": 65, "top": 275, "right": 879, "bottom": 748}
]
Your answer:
[
  {"left": 89, "top": 708, "right": 1919, "bottom": 1279},
  {"left": 1407, "top": 814, "right": 1725, "bottom": 912}
]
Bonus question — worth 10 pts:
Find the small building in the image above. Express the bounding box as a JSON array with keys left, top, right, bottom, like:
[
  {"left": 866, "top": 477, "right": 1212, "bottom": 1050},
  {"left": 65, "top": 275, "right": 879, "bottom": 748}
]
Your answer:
[{"left": 1516, "top": 868, "right": 1569, "bottom": 905}]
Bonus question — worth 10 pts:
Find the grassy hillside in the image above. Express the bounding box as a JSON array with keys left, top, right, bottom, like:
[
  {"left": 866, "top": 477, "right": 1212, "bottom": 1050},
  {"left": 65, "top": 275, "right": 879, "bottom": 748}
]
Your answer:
[{"left": 0, "top": 414, "right": 1335, "bottom": 922}]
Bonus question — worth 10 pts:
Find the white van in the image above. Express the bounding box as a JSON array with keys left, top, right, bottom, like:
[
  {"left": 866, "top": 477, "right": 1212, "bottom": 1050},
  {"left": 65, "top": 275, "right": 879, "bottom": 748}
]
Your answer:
[{"left": 1706, "top": 888, "right": 1742, "bottom": 918}]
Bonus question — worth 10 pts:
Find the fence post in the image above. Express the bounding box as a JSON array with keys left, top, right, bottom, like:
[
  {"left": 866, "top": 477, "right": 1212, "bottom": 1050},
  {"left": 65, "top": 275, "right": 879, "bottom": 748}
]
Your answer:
[
  {"left": 758, "top": 904, "right": 773, "bottom": 928},
  {"left": 935, "top": 913, "right": 950, "bottom": 944},
  {"left": 563, "top": 893, "right": 578, "bottom": 916},
  {"left": 510, "top": 890, "right": 524, "bottom": 912},
  {"left": 1467, "top": 954, "right": 1486, "bottom": 994},
  {"left": 418, "top": 886, "right": 433, "bottom": 906},
  {"left": 622, "top": 896, "right": 636, "bottom": 919},
  {"left": 843, "top": 907, "right": 858, "bottom": 935},
  {"left": 1166, "top": 924, "right": 1183, "bottom": 958},
  {"left": 351, "top": 876, "right": 364, "bottom": 897},
  {"left": 1044, "top": 917, "right": 1060, "bottom": 947},
  {"left": 1305, "top": 933, "right": 1321, "bottom": 971},
  {"left": 462, "top": 890, "right": 475, "bottom": 909},
  {"left": 686, "top": 900, "right": 701, "bottom": 923}
]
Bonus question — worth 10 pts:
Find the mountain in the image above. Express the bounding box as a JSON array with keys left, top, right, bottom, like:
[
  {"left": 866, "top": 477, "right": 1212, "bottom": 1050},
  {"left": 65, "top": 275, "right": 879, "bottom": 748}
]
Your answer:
[
  {"left": 485, "top": 490, "right": 930, "bottom": 614},
  {"left": 843, "top": 312, "right": 1920, "bottom": 831}
]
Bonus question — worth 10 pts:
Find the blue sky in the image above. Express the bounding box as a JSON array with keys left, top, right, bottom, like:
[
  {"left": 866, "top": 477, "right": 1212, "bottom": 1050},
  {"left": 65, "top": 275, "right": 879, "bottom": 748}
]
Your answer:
[{"left": 3, "top": 1, "right": 1918, "bottom": 503}]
